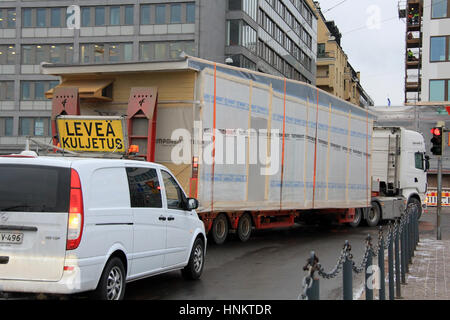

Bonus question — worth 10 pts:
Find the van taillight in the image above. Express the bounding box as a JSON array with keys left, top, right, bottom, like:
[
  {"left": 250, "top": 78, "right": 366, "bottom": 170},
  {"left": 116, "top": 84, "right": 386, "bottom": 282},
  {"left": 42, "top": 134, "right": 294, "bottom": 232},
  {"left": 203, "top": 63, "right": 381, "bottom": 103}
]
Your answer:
[{"left": 67, "top": 169, "right": 84, "bottom": 250}]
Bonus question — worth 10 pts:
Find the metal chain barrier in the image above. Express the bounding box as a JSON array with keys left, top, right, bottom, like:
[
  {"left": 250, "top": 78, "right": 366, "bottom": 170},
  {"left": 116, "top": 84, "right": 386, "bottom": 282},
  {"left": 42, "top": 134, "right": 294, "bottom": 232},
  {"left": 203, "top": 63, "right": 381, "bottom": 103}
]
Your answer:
[{"left": 300, "top": 204, "right": 420, "bottom": 300}]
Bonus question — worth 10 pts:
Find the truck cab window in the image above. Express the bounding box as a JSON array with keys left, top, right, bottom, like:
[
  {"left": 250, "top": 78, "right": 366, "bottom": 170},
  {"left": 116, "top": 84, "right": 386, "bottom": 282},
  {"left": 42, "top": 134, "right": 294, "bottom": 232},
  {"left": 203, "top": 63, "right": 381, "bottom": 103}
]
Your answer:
[
  {"left": 415, "top": 152, "right": 424, "bottom": 170},
  {"left": 161, "top": 170, "right": 184, "bottom": 210},
  {"left": 126, "top": 167, "right": 162, "bottom": 208}
]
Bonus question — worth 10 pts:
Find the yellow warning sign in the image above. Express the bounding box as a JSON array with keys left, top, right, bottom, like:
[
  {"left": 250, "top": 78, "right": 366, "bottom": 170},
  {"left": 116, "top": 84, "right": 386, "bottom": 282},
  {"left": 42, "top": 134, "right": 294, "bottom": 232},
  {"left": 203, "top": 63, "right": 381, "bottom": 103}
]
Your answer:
[{"left": 57, "top": 118, "right": 125, "bottom": 152}]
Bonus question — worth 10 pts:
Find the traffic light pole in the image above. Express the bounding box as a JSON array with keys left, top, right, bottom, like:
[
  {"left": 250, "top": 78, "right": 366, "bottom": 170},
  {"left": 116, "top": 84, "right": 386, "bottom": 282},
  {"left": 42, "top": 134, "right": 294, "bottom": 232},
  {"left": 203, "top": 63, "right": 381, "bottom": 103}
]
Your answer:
[{"left": 437, "top": 155, "right": 442, "bottom": 240}]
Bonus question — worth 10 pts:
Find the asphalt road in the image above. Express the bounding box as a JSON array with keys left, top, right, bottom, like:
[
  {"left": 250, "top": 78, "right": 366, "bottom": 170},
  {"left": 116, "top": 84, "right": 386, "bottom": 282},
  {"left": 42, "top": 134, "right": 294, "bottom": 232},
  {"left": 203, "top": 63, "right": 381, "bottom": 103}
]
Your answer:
[{"left": 124, "top": 222, "right": 381, "bottom": 300}]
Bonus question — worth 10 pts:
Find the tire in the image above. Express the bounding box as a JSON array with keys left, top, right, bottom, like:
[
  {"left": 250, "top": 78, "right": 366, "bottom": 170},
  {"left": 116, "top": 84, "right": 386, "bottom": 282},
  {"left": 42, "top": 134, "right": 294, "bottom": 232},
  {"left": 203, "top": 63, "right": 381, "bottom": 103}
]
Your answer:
[
  {"left": 348, "top": 208, "right": 362, "bottom": 228},
  {"left": 408, "top": 197, "right": 422, "bottom": 220},
  {"left": 181, "top": 238, "right": 205, "bottom": 280},
  {"left": 237, "top": 213, "right": 252, "bottom": 242},
  {"left": 91, "top": 257, "right": 126, "bottom": 300},
  {"left": 366, "top": 202, "right": 381, "bottom": 227},
  {"left": 211, "top": 214, "right": 229, "bottom": 245}
]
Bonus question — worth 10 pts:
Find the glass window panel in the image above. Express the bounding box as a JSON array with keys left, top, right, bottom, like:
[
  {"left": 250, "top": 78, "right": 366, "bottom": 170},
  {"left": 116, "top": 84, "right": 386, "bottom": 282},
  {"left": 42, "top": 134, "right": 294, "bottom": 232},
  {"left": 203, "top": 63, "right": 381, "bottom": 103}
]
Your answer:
[
  {"left": 35, "top": 82, "right": 45, "bottom": 100},
  {"left": 0, "top": 10, "right": 3, "bottom": 29},
  {"left": 186, "top": 3, "right": 195, "bottom": 23},
  {"left": 432, "top": 0, "right": 448, "bottom": 18},
  {"left": 110, "top": 6, "right": 120, "bottom": 25},
  {"left": 126, "top": 167, "right": 162, "bottom": 208},
  {"left": 7, "top": 45, "right": 15, "bottom": 64},
  {"left": 5, "top": 118, "right": 13, "bottom": 136},
  {"left": 124, "top": 43, "right": 133, "bottom": 61},
  {"left": 431, "top": 37, "right": 446, "bottom": 61},
  {"left": 161, "top": 171, "right": 183, "bottom": 210},
  {"left": 81, "top": 7, "right": 90, "bottom": 27},
  {"left": 65, "top": 45, "right": 74, "bottom": 64},
  {"left": 227, "top": 20, "right": 240, "bottom": 46},
  {"left": 23, "top": 8, "right": 32, "bottom": 27},
  {"left": 20, "top": 118, "right": 31, "bottom": 136},
  {"left": 51, "top": 8, "right": 61, "bottom": 27},
  {"left": 21, "top": 82, "right": 31, "bottom": 100},
  {"left": 140, "top": 43, "right": 153, "bottom": 61},
  {"left": 94, "top": 44, "right": 104, "bottom": 63},
  {"left": 36, "top": 45, "right": 46, "bottom": 64},
  {"left": 109, "top": 44, "right": 120, "bottom": 62},
  {"left": 155, "top": 5, "right": 166, "bottom": 24},
  {"left": 95, "top": 7, "right": 105, "bottom": 26},
  {"left": 155, "top": 43, "right": 167, "bottom": 60},
  {"left": 169, "top": 42, "right": 183, "bottom": 59},
  {"left": 170, "top": 4, "right": 181, "bottom": 23},
  {"left": 22, "top": 45, "right": 33, "bottom": 64},
  {"left": 229, "top": 0, "right": 242, "bottom": 10},
  {"left": 7, "top": 9, "right": 16, "bottom": 28},
  {"left": 184, "top": 42, "right": 196, "bottom": 56},
  {"left": 34, "top": 119, "right": 44, "bottom": 136},
  {"left": 50, "top": 45, "right": 61, "bottom": 63},
  {"left": 36, "top": 8, "right": 46, "bottom": 27},
  {"left": 430, "top": 80, "right": 446, "bottom": 101},
  {"left": 125, "top": 5, "right": 134, "bottom": 25},
  {"left": 5, "top": 81, "right": 14, "bottom": 100},
  {"left": 141, "top": 5, "right": 150, "bottom": 25},
  {"left": 80, "top": 44, "right": 90, "bottom": 63}
]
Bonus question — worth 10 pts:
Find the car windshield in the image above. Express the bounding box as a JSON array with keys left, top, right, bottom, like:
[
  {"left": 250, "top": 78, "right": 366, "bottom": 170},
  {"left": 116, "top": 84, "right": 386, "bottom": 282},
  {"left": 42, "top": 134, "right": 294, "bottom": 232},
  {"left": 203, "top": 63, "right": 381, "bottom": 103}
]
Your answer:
[{"left": 0, "top": 164, "right": 70, "bottom": 213}]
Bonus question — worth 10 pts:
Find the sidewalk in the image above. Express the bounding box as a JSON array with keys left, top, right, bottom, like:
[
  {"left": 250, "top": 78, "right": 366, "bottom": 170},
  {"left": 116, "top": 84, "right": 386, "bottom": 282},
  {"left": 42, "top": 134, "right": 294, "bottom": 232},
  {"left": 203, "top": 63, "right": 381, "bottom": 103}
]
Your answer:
[{"left": 400, "top": 238, "right": 450, "bottom": 300}]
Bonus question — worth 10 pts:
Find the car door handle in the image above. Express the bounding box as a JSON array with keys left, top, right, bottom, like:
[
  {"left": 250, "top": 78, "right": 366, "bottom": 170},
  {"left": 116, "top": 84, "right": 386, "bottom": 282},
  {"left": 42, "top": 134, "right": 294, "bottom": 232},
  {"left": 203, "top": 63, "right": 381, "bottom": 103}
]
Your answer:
[
  {"left": 159, "top": 216, "right": 167, "bottom": 221},
  {"left": 168, "top": 216, "right": 175, "bottom": 221}
]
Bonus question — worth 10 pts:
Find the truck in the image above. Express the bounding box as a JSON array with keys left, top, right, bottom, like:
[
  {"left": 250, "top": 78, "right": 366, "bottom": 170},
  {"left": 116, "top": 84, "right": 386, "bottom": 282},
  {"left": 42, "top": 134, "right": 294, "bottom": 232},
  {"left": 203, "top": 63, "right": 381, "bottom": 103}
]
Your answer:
[{"left": 38, "top": 56, "right": 428, "bottom": 244}]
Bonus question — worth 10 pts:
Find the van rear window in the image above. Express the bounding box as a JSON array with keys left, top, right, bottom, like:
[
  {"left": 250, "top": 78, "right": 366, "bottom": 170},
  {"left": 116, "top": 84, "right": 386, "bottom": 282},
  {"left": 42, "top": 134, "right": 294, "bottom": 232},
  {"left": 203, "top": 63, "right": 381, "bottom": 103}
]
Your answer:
[{"left": 0, "top": 165, "right": 70, "bottom": 212}]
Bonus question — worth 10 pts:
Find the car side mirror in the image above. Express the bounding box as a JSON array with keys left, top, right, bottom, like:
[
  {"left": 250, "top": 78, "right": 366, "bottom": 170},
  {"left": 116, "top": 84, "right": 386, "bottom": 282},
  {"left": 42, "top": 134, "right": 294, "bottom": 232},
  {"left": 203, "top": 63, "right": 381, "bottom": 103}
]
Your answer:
[{"left": 186, "top": 198, "right": 199, "bottom": 211}]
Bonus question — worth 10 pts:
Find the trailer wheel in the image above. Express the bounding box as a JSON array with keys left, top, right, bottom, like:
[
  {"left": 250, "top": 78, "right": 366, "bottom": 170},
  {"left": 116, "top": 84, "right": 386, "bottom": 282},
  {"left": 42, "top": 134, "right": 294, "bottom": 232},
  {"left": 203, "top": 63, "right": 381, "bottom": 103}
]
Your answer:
[
  {"left": 211, "top": 214, "right": 229, "bottom": 245},
  {"left": 237, "top": 213, "right": 252, "bottom": 242},
  {"left": 366, "top": 202, "right": 381, "bottom": 227},
  {"left": 348, "top": 208, "right": 362, "bottom": 228}
]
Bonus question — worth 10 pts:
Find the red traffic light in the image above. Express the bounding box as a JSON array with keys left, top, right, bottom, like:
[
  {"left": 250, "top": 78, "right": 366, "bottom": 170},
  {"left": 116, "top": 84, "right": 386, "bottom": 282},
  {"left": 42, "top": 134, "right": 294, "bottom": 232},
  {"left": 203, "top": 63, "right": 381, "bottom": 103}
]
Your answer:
[{"left": 431, "top": 128, "right": 442, "bottom": 136}]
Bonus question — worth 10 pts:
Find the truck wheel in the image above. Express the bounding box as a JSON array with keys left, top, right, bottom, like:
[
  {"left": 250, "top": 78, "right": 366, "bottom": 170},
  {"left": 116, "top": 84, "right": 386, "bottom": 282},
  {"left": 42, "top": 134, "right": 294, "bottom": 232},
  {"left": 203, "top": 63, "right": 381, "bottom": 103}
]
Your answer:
[
  {"left": 237, "top": 213, "right": 252, "bottom": 242},
  {"left": 211, "top": 214, "right": 228, "bottom": 245},
  {"left": 408, "top": 198, "right": 422, "bottom": 220},
  {"left": 349, "top": 208, "right": 362, "bottom": 228},
  {"left": 366, "top": 202, "right": 381, "bottom": 227},
  {"left": 181, "top": 237, "right": 205, "bottom": 280},
  {"left": 91, "top": 257, "right": 126, "bottom": 300}
]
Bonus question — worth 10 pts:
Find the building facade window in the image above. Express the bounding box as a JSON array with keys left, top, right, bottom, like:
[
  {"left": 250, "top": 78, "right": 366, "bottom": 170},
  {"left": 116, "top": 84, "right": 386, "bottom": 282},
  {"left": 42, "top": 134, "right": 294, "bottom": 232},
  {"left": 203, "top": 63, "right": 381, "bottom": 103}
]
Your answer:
[
  {"left": 23, "top": 7, "right": 67, "bottom": 28},
  {"left": 0, "top": 118, "right": 13, "bottom": 137},
  {"left": 0, "top": 45, "right": 16, "bottom": 65},
  {"left": 19, "top": 118, "right": 51, "bottom": 137},
  {"left": 430, "top": 36, "right": 450, "bottom": 62},
  {"left": 50, "top": 8, "right": 62, "bottom": 27},
  {"left": 429, "top": 79, "right": 450, "bottom": 101},
  {"left": 170, "top": 4, "right": 182, "bottom": 23},
  {"left": 0, "top": 81, "right": 14, "bottom": 101},
  {"left": 141, "top": 3, "right": 195, "bottom": 25},
  {"left": 22, "top": 44, "right": 74, "bottom": 64},
  {"left": 431, "top": 0, "right": 449, "bottom": 19},
  {"left": 125, "top": 5, "right": 134, "bottom": 25},
  {"left": 22, "top": 8, "right": 32, "bottom": 27},
  {"left": 95, "top": 7, "right": 105, "bottom": 26},
  {"left": 80, "top": 43, "right": 133, "bottom": 64},
  {"left": 155, "top": 5, "right": 166, "bottom": 24},
  {"left": 140, "top": 41, "right": 195, "bottom": 61},
  {"left": 110, "top": 6, "right": 120, "bottom": 26},
  {"left": 228, "top": 0, "right": 258, "bottom": 21},
  {"left": 186, "top": 3, "right": 195, "bottom": 23},
  {"left": 20, "top": 81, "right": 58, "bottom": 101},
  {"left": 82, "top": 7, "right": 90, "bottom": 27},
  {"left": 226, "top": 20, "right": 257, "bottom": 53},
  {"left": 7, "top": 9, "right": 16, "bottom": 28},
  {"left": 36, "top": 8, "right": 46, "bottom": 27}
]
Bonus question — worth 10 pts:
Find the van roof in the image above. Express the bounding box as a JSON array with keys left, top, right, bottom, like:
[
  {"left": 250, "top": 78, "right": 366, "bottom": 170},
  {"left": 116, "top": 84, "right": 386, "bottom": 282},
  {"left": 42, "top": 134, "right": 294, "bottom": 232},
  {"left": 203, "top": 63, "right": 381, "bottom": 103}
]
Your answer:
[{"left": 0, "top": 155, "right": 167, "bottom": 170}]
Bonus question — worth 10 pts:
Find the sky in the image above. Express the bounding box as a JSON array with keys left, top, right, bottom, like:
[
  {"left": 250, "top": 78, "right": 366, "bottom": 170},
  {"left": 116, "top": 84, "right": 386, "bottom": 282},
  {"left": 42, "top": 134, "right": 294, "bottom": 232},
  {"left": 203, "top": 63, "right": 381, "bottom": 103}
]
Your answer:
[{"left": 315, "top": 0, "right": 405, "bottom": 106}]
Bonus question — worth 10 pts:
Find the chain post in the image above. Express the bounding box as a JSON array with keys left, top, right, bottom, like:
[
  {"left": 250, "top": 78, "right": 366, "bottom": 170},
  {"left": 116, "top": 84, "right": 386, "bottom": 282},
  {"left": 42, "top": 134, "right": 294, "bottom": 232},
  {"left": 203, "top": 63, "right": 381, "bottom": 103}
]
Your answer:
[
  {"left": 404, "top": 211, "right": 410, "bottom": 272},
  {"left": 394, "top": 219, "right": 402, "bottom": 298},
  {"left": 378, "top": 227, "right": 386, "bottom": 300},
  {"left": 305, "top": 251, "right": 319, "bottom": 300},
  {"left": 365, "top": 234, "right": 373, "bottom": 301},
  {"left": 388, "top": 222, "right": 395, "bottom": 300},
  {"left": 343, "top": 241, "right": 353, "bottom": 300},
  {"left": 409, "top": 209, "right": 414, "bottom": 261},
  {"left": 400, "top": 214, "right": 407, "bottom": 283}
]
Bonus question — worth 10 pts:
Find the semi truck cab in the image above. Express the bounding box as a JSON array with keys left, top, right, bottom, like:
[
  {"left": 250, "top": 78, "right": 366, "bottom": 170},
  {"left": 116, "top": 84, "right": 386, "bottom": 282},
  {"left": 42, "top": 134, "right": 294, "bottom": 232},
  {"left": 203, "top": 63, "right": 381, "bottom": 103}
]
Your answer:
[{"left": 370, "top": 127, "right": 427, "bottom": 225}]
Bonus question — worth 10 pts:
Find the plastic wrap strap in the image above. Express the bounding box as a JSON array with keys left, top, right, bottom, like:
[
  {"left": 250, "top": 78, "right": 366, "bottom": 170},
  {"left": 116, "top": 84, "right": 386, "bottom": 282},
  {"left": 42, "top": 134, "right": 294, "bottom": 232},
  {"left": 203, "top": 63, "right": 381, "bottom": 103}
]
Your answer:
[
  {"left": 312, "top": 88, "right": 320, "bottom": 207},
  {"left": 211, "top": 63, "right": 217, "bottom": 213},
  {"left": 366, "top": 109, "right": 369, "bottom": 207},
  {"left": 280, "top": 78, "right": 287, "bottom": 211}
]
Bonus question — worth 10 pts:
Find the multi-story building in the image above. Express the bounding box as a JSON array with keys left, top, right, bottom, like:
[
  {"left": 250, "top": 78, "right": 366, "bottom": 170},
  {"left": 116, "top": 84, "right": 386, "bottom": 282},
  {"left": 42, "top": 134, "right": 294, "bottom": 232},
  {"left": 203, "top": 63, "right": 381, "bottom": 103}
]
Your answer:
[
  {"left": 0, "top": 0, "right": 318, "bottom": 154},
  {"left": 312, "top": 1, "right": 373, "bottom": 108}
]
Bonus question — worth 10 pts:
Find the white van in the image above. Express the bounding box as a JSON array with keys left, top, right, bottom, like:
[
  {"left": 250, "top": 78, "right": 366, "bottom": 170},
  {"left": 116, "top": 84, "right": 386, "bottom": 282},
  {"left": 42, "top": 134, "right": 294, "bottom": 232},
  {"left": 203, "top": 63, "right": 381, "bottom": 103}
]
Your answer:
[{"left": 0, "top": 154, "right": 206, "bottom": 300}]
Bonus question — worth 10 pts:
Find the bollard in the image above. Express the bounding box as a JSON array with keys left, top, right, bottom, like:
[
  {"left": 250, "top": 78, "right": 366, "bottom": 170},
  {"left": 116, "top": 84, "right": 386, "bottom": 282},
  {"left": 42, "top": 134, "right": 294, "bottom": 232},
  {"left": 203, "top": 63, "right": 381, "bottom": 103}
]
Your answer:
[
  {"left": 306, "top": 277, "right": 320, "bottom": 300},
  {"left": 410, "top": 210, "right": 414, "bottom": 260},
  {"left": 404, "top": 214, "right": 410, "bottom": 272},
  {"left": 378, "top": 228, "right": 385, "bottom": 300},
  {"left": 394, "top": 220, "right": 402, "bottom": 298},
  {"left": 343, "top": 241, "right": 353, "bottom": 301},
  {"left": 400, "top": 218, "right": 407, "bottom": 282},
  {"left": 388, "top": 224, "right": 395, "bottom": 300},
  {"left": 365, "top": 235, "right": 373, "bottom": 301},
  {"left": 416, "top": 208, "right": 420, "bottom": 246}
]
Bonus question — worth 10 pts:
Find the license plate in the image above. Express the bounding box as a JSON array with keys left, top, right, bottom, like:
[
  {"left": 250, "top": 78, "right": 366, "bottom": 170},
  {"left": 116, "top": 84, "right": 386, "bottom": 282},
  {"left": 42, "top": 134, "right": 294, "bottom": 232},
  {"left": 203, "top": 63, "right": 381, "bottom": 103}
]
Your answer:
[{"left": 0, "top": 232, "right": 24, "bottom": 244}]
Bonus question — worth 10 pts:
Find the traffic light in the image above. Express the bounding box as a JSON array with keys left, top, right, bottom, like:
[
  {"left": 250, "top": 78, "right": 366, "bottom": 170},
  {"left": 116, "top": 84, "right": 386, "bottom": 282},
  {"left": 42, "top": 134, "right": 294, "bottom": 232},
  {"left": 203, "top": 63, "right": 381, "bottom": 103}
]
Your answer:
[{"left": 431, "top": 127, "right": 443, "bottom": 155}]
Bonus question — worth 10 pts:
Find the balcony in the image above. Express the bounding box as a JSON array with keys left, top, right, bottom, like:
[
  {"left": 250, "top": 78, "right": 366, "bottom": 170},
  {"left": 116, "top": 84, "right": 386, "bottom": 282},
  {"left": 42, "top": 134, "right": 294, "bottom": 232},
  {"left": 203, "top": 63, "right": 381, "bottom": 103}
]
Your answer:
[{"left": 317, "top": 51, "right": 336, "bottom": 62}]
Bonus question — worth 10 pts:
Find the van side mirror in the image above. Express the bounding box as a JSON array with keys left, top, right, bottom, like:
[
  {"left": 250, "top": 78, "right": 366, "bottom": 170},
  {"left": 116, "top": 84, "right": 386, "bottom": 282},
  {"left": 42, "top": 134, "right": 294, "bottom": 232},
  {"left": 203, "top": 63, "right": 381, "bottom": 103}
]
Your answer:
[{"left": 186, "top": 198, "right": 199, "bottom": 210}]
